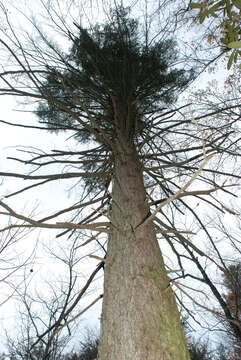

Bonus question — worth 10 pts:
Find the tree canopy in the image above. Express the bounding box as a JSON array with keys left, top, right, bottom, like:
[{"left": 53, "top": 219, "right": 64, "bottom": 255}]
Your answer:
[
  {"left": 36, "top": 11, "right": 191, "bottom": 160},
  {"left": 35, "top": 7, "right": 193, "bottom": 196}
]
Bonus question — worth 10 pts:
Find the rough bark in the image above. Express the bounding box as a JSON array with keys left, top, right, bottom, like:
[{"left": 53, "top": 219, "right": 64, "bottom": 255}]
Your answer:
[{"left": 98, "top": 142, "right": 190, "bottom": 360}]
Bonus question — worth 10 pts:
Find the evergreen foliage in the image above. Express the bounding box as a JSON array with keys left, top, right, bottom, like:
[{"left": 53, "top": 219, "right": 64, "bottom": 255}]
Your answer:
[
  {"left": 188, "top": 341, "right": 212, "bottom": 360},
  {"left": 221, "top": 262, "right": 241, "bottom": 359},
  {"left": 222, "top": 262, "right": 241, "bottom": 310},
  {"left": 36, "top": 7, "right": 193, "bottom": 193},
  {"left": 65, "top": 334, "right": 98, "bottom": 360},
  {"left": 36, "top": 7, "right": 193, "bottom": 146}
]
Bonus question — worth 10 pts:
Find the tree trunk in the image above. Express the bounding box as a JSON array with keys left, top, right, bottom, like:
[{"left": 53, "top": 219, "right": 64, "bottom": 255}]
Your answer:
[{"left": 98, "top": 142, "right": 190, "bottom": 360}]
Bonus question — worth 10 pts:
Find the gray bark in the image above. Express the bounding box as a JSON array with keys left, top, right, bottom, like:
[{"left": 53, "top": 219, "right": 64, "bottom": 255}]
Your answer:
[{"left": 98, "top": 142, "right": 190, "bottom": 360}]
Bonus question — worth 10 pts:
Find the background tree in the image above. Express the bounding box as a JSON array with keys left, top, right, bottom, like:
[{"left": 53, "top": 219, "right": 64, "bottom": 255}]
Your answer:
[
  {"left": 222, "top": 263, "right": 241, "bottom": 318},
  {"left": 64, "top": 329, "right": 99, "bottom": 360},
  {"left": 188, "top": 341, "right": 212, "bottom": 360},
  {"left": 221, "top": 262, "right": 241, "bottom": 360},
  {"left": 189, "top": 0, "right": 241, "bottom": 69},
  {"left": 3, "top": 237, "right": 103, "bottom": 359},
  {"left": 0, "top": 219, "right": 36, "bottom": 333},
  {"left": 0, "top": 1, "right": 240, "bottom": 359}
]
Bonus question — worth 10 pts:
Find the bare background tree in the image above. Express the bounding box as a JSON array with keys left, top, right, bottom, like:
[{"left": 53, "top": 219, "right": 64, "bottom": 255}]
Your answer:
[
  {"left": 1, "top": 234, "right": 104, "bottom": 359},
  {"left": 0, "top": 220, "right": 36, "bottom": 306}
]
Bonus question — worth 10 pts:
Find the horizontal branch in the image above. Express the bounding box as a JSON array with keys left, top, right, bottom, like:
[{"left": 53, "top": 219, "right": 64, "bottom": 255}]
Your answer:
[
  {"left": 0, "top": 119, "right": 79, "bottom": 131},
  {"left": 0, "top": 199, "right": 110, "bottom": 233},
  {"left": 150, "top": 184, "right": 238, "bottom": 206},
  {"left": 0, "top": 170, "right": 109, "bottom": 181},
  {"left": 38, "top": 195, "right": 108, "bottom": 223}
]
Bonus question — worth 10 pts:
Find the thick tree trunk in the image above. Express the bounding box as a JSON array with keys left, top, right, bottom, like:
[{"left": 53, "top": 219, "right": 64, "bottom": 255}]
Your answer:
[{"left": 98, "top": 142, "right": 190, "bottom": 360}]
